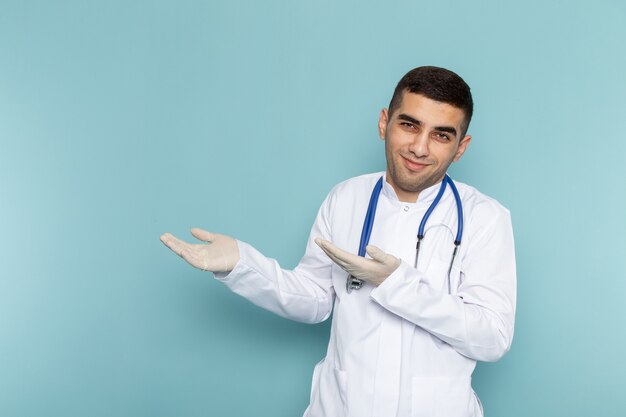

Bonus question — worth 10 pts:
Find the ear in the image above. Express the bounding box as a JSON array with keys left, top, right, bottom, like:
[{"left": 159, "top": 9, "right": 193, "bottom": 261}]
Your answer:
[
  {"left": 378, "top": 108, "right": 389, "bottom": 140},
  {"left": 453, "top": 135, "right": 472, "bottom": 162}
]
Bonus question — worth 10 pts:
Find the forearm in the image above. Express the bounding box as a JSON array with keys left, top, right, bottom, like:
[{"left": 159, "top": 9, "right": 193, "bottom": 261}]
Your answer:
[
  {"left": 370, "top": 262, "right": 515, "bottom": 362},
  {"left": 215, "top": 240, "right": 334, "bottom": 324}
]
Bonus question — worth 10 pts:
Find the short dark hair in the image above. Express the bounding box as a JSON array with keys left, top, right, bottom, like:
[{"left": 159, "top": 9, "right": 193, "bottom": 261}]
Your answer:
[{"left": 388, "top": 66, "right": 474, "bottom": 136}]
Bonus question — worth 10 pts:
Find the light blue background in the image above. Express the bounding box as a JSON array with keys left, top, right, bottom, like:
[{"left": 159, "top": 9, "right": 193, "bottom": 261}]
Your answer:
[{"left": 1, "top": 0, "right": 625, "bottom": 416}]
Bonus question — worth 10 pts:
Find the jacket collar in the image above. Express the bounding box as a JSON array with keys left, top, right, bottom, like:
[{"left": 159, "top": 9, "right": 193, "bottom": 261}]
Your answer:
[{"left": 381, "top": 172, "right": 446, "bottom": 207}]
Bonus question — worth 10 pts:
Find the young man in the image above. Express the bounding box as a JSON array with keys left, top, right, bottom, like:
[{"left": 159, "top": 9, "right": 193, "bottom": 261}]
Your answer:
[{"left": 161, "top": 66, "right": 516, "bottom": 417}]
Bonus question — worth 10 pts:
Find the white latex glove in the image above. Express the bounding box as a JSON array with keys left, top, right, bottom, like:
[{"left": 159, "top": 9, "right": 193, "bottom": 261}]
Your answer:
[
  {"left": 160, "top": 228, "right": 239, "bottom": 273},
  {"left": 315, "top": 238, "right": 401, "bottom": 286}
]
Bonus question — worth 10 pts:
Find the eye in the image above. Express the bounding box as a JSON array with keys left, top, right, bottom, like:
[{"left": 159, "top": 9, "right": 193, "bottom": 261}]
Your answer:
[
  {"left": 433, "top": 132, "right": 451, "bottom": 142},
  {"left": 400, "top": 122, "right": 416, "bottom": 130}
]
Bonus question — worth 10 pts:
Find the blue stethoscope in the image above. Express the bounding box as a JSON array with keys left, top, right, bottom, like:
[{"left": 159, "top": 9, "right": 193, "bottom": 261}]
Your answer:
[{"left": 346, "top": 174, "right": 464, "bottom": 294}]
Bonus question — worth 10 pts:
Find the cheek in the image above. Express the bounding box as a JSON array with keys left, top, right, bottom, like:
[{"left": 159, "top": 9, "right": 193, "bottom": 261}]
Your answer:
[
  {"left": 432, "top": 142, "right": 457, "bottom": 161},
  {"left": 384, "top": 138, "right": 402, "bottom": 166},
  {"left": 386, "top": 131, "right": 411, "bottom": 151},
  {"left": 444, "top": 151, "right": 460, "bottom": 166}
]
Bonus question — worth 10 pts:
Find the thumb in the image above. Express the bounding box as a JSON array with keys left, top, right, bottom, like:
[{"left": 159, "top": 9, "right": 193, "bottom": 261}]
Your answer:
[
  {"left": 191, "top": 228, "right": 217, "bottom": 243},
  {"left": 365, "top": 245, "right": 390, "bottom": 263}
]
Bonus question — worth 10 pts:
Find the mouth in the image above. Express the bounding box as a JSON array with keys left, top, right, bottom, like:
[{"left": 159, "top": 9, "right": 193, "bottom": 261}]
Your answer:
[{"left": 401, "top": 156, "right": 432, "bottom": 172}]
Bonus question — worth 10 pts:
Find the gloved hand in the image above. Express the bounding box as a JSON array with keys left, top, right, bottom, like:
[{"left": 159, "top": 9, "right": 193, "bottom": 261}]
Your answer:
[
  {"left": 315, "top": 238, "right": 400, "bottom": 286},
  {"left": 160, "top": 228, "right": 239, "bottom": 273}
]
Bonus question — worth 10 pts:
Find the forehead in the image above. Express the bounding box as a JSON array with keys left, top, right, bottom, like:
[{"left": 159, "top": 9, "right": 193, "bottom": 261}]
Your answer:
[{"left": 393, "top": 92, "right": 466, "bottom": 128}]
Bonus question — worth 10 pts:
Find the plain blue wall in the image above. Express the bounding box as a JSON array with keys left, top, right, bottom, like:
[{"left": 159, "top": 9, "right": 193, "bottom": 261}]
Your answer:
[{"left": 1, "top": 0, "right": 625, "bottom": 416}]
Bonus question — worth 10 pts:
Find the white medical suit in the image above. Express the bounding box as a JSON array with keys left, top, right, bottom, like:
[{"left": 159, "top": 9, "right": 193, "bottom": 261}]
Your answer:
[{"left": 215, "top": 172, "right": 517, "bottom": 417}]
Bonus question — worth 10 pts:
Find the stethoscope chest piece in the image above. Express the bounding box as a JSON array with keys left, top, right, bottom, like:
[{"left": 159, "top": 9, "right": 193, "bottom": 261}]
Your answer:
[{"left": 346, "top": 275, "right": 363, "bottom": 293}]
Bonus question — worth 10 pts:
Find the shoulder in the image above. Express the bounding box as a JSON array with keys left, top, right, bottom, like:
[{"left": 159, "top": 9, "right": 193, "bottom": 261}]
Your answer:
[
  {"left": 328, "top": 172, "right": 383, "bottom": 198},
  {"left": 452, "top": 179, "right": 512, "bottom": 226},
  {"left": 318, "top": 172, "right": 383, "bottom": 214}
]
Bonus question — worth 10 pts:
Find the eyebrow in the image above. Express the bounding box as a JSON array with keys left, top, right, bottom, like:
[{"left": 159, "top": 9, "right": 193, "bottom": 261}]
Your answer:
[
  {"left": 434, "top": 126, "right": 457, "bottom": 136},
  {"left": 397, "top": 113, "right": 457, "bottom": 137},
  {"left": 398, "top": 114, "right": 422, "bottom": 126}
]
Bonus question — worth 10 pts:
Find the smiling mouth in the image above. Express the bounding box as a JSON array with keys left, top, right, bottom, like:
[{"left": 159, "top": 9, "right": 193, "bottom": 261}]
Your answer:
[{"left": 401, "top": 156, "right": 432, "bottom": 172}]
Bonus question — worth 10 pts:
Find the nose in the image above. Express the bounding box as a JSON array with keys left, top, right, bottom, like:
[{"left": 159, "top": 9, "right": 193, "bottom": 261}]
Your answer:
[{"left": 408, "top": 131, "right": 429, "bottom": 158}]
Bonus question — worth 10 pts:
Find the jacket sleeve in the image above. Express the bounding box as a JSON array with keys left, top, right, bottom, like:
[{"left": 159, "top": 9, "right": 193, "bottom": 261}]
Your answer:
[
  {"left": 212, "top": 194, "right": 336, "bottom": 324},
  {"left": 370, "top": 204, "right": 517, "bottom": 362}
]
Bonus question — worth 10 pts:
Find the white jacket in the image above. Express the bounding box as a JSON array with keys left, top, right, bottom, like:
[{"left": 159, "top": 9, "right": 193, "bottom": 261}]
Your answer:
[{"left": 215, "top": 172, "right": 517, "bottom": 417}]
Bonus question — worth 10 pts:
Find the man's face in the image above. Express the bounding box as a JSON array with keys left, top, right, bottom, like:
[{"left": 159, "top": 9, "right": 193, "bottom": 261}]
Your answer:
[{"left": 379, "top": 92, "right": 471, "bottom": 202}]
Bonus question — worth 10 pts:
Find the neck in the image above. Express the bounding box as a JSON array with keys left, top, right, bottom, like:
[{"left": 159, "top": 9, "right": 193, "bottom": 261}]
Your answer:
[
  {"left": 385, "top": 170, "right": 419, "bottom": 203},
  {"left": 394, "top": 188, "right": 419, "bottom": 203},
  {"left": 385, "top": 170, "right": 448, "bottom": 203}
]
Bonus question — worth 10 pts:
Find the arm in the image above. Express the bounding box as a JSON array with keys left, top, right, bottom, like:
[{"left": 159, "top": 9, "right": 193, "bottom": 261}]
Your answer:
[
  {"left": 160, "top": 195, "right": 336, "bottom": 324},
  {"left": 370, "top": 207, "right": 516, "bottom": 362}
]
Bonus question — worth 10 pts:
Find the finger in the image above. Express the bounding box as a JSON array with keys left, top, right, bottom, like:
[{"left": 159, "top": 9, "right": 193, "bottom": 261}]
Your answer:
[
  {"left": 160, "top": 233, "right": 191, "bottom": 256},
  {"left": 318, "top": 244, "right": 366, "bottom": 274},
  {"left": 180, "top": 248, "right": 207, "bottom": 270},
  {"left": 315, "top": 239, "right": 347, "bottom": 266},
  {"left": 365, "top": 245, "right": 389, "bottom": 263},
  {"left": 191, "top": 228, "right": 217, "bottom": 243},
  {"left": 314, "top": 238, "right": 326, "bottom": 251},
  {"left": 316, "top": 239, "right": 359, "bottom": 264},
  {"left": 316, "top": 239, "right": 336, "bottom": 258},
  {"left": 319, "top": 245, "right": 349, "bottom": 269},
  {"left": 179, "top": 249, "right": 197, "bottom": 267}
]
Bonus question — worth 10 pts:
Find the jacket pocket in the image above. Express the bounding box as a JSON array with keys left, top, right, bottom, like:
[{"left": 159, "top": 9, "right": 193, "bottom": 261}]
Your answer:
[
  {"left": 411, "top": 376, "right": 474, "bottom": 417},
  {"left": 304, "top": 359, "right": 348, "bottom": 417}
]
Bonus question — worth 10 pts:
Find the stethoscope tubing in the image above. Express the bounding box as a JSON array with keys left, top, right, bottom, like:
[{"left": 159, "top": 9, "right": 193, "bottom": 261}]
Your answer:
[
  {"left": 358, "top": 177, "right": 384, "bottom": 257},
  {"left": 348, "top": 174, "right": 464, "bottom": 294},
  {"left": 446, "top": 175, "right": 463, "bottom": 245}
]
